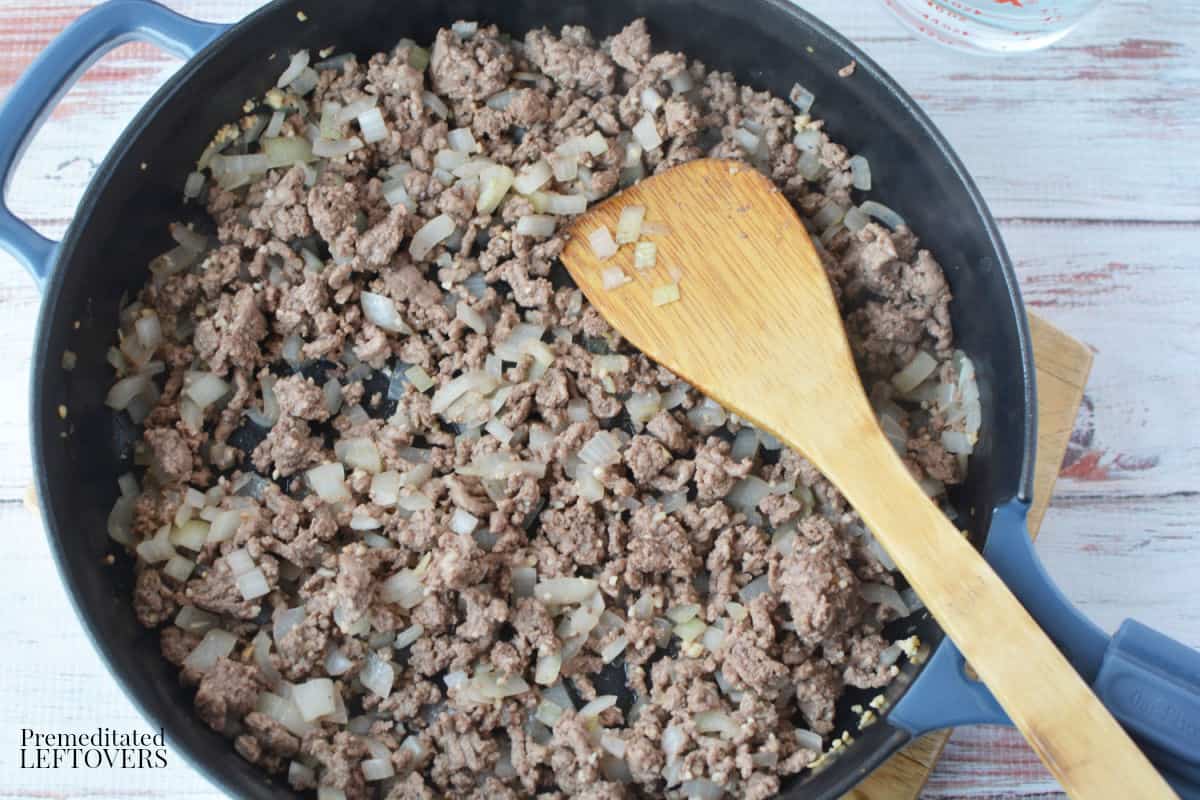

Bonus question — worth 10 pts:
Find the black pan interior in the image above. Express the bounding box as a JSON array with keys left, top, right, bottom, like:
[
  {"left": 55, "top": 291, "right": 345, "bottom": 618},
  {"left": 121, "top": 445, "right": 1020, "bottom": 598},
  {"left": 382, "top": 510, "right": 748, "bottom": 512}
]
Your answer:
[{"left": 31, "top": 0, "right": 1034, "bottom": 797}]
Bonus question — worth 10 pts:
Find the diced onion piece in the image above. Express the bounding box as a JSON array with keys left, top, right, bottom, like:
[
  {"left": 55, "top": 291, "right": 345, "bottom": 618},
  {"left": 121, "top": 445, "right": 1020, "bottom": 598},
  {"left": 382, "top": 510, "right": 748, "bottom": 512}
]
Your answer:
[
  {"left": 273, "top": 605, "right": 306, "bottom": 645},
  {"left": 293, "top": 678, "right": 337, "bottom": 721},
  {"left": 334, "top": 437, "right": 382, "bottom": 474},
  {"left": 566, "top": 398, "right": 591, "bottom": 423},
  {"left": 398, "top": 365, "right": 431, "bottom": 394},
  {"left": 263, "top": 110, "right": 285, "bottom": 139},
  {"left": 669, "top": 70, "right": 694, "bottom": 93},
  {"left": 477, "top": 164, "right": 515, "bottom": 214},
  {"left": 601, "top": 266, "right": 631, "bottom": 290},
  {"left": 175, "top": 605, "right": 218, "bottom": 634},
  {"left": 695, "top": 710, "right": 738, "bottom": 738},
  {"left": 163, "top": 555, "right": 195, "bottom": 582},
  {"left": 673, "top": 617, "right": 706, "bottom": 643},
  {"left": 535, "top": 577, "right": 598, "bottom": 605},
  {"left": 324, "top": 646, "right": 354, "bottom": 676},
  {"left": 589, "top": 226, "right": 619, "bottom": 259},
  {"left": 361, "top": 651, "right": 395, "bottom": 697},
  {"left": 225, "top": 548, "right": 255, "bottom": 577},
  {"left": 449, "top": 508, "right": 479, "bottom": 535},
  {"left": 288, "top": 67, "right": 319, "bottom": 96},
  {"left": 535, "top": 652, "right": 562, "bottom": 685},
  {"left": 578, "top": 695, "right": 617, "bottom": 719},
  {"left": 632, "top": 114, "right": 662, "bottom": 150},
  {"left": 277, "top": 50, "right": 311, "bottom": 88},
  {"left": 549, "top": 152, "right": 579, "bottom": 182},
  {"left": 312, "top": 136, "right": 363, "bottom": 159},
  {"left": 369, "top": 471, "right": 402, "bottom": 507},
  {"left": 306, "top": 462, "right": 351, "bottom": 503},
  {"left": 383, "top": 178, "right": 414, "bottom": 211},
  {"left": 579, "top": 431, "right": 622, "bottom": 466},
  {"left": 793, "top": 129, "right": 821, "bottom": 153},
  {"left": 514, "top": 160, "right": 553, "bottom": 195},
  {"left": 600, "top": 636, "right": 628, "bottom": 664},
  {"left": 104, "top": 494, "right": 135, "bottom": 551},
  {"left": 183, "top": 629, "right": 237, "bottom": 675},
  {"left": 515, "top": 214, "right": 556, "bottom": 238},
  {"left": 207, "top": 509, "right": 243, "bottom": 544},
  {"left": 183, "top": 371, "right": 230, "bottom": 409},
  {"left": 357, "top": 107, "right": 388, "bottom": 143},
  {"left": 738, "top": 575, "right": 770, "bottom": 602},
  {"left": 844, "top": 205, "right": 870, "bottom": 233},
  {"left": 813, "top": 202, "right": 846, "bottom": 231},
  {"left": 861, "top": 581, "right": 911, "bottom": 617},
  {"left": 494, "top": 323, "right": 545, "bottom": 361},
  {"left": 615, "top": 205, "right": 645, "bottom": 244},
  {"left": 726, "top": 475, "right": 772, "bottom": 513},
  {"left": 360, "top": 291, "right": 412, "bottom": 334},
  {"left": 409, "top": 213, "right": 455, "bottom": 260},
  {"left": 447, "top": 127, "right": 477, "bottom": 153},
  {"left": 941, "top": 430, "right": 973, "bottom": 455},
  {"left": 790, "top": 82, "right": 816, "bottom": 113},
  {"left": 850, "top": 155, "right": 872, "bottom": 191},
  {"left": 633, "top": 241, "right": 657, "bottom": 270},
  {"left": 542, "top": 192, "right": 587, "bottom": 216},
  {"left": 535, "top": 700, "right": 563, "bottom": 727},
  {"left": 860, "top": 200, "right": 906, "bottom": 230},
  {"left": 455, "top": 303, "right": 488, "bottom": 335},
  {"left": 106, "top": 374, "right": 150, "bottom": 411},
  {"left": 484, "top": 418, "right": 514, "bottom": 444},
  {"left": 380, "top": 569, "right": 425, "bottom": 609},
  {"left": 892, "top": 351, "right": 939, "bottom": 394},
  {"left": 430, "top": 370, "right": 498, "bottom": 415},
  {"left": 680, "top": 778, "right": 726, "bottom": 800},
  {"left": 652, "top": 282, "right": 680, "bottom": 306},
  {"left": 422, "top": 90, "right": 449, "bottom": 118},
  {"left": 258, "top": 692, "right": 312, "bottom": 738},
  {"left": 730, "top": 427, "right": 759, "bottom": 462},
  {"left": 362, "top": 757, "right": 394, "bottom": 782},
  {"left": 237, "top": 567, "right": 271, "bottom": 600},
  {"left": 734, "top": 127, "right": 761, "bottom": 154},
  {"left": 625, "top": 390, "right": 661, "bottom": 428},
  {"left": 666, "top": 604, "right": 701, "bottom": 624},
  {"left": 183, "top": 171, "right": 205, "bottom": 199},
  {"left": 170, "top": 519, "right": 210, "bottom": 551},
  {"left": 262, "top": 136, "right": 315, "bottom": 167},
  {"left": 394, "top": 623, "right": 423, "bottom": 650},
  {"left": 583, "top": 131, "right": 608, "bottom": 155},
  {"left": 350, "top": 513, "right": 381, "bottom": 531},
  {"left": 641, "top": 87, "right": 664, "bottom": 112}
]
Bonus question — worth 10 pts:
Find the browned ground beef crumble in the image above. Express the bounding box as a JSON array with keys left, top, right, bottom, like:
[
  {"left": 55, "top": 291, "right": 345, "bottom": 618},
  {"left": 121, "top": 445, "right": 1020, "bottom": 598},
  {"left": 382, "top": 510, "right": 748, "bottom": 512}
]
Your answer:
[{"left": 108, "top": 18, "right": 975, "bottom": 799}]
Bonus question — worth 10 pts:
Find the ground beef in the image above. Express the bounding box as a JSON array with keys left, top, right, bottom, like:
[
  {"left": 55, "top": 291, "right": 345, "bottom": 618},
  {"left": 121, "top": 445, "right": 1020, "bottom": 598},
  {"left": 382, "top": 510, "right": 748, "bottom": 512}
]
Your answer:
[
  {"left": 194, "top": 657, "right": 262, "bottom": 732},
  {"left": 114, "top": 17, "right": 969, "bottom": 799}
]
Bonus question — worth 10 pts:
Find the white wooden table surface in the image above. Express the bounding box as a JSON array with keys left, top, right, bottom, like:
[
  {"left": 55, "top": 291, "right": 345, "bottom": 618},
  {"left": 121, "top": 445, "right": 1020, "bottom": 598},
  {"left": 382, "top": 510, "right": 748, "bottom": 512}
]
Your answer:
[{"left": 0, "top": 1, "right": 1196, "bottom": 798}]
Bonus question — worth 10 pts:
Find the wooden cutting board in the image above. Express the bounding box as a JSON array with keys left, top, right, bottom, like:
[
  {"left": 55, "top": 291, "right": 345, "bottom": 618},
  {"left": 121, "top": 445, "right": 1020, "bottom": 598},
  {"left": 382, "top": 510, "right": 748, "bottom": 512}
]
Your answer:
[{"left": 847, "top": 313, "right": 1093, "bottom": 799}]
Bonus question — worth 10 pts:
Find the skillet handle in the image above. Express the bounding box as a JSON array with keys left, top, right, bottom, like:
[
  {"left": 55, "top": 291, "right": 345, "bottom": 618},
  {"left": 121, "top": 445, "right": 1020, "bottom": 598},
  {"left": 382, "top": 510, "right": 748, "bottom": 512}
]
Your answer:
[
  {"left": 891, "top": 500, "right": 1200, "bottom": 797},
  {"left": 0, "top": 0, "right": 225, "bottom": 287}
]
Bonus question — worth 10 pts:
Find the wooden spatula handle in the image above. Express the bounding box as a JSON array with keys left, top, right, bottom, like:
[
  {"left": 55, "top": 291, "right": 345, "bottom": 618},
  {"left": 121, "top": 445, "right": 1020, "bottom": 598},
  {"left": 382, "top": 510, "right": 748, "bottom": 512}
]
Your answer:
[{"left": 801, "top": 420, "right": 1178, "bottom": 799}]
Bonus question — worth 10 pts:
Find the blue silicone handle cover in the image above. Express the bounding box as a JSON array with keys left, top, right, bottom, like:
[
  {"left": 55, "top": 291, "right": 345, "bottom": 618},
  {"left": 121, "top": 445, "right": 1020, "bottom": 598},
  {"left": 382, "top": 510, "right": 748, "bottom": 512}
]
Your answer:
[
  {"left": 0, "top": 0, "right": 224, "bottom": 286},
  {"left": 892, "top": 500, "right": 1200, "bottom": 796}
]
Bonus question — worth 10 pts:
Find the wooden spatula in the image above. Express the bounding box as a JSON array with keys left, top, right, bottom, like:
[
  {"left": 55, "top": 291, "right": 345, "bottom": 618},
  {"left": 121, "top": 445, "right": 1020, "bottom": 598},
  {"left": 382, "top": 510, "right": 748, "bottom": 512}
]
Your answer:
[{"left": 560, "top": 158, "right": 1176, "bottom": 799}]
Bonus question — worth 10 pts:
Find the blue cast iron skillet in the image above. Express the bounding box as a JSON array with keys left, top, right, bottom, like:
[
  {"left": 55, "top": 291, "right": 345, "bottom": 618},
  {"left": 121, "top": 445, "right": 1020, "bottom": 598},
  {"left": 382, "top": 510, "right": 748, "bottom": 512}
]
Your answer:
[{"left": 2, "top": 1, "right": 1198, "bottom": 797}]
